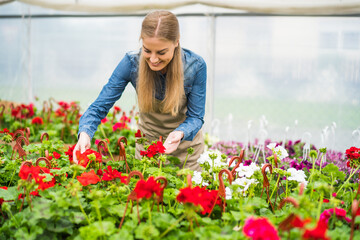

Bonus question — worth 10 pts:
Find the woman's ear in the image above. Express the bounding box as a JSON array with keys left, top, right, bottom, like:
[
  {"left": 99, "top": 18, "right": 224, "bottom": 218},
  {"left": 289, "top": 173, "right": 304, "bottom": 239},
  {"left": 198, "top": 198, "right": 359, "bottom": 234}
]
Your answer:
[{"left": 175, "top": 40, "right": 179, "bottom": 48}]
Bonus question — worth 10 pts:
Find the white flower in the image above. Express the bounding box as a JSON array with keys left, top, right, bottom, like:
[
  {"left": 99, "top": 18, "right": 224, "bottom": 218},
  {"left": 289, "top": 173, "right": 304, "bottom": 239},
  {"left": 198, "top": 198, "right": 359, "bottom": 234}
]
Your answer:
[
  {"left": 235, "top": 162, "right": 260, "bottom": 178},
  {"left": 197, "top": 150, "right": 227, "bottom": 171},
  {"left": 233, "top": 177, "right": 258, "bottom": 192},
  {"left": 225, "top": 187, "right": 232, "bottom": 200},
  {"left": 287, "top": 168, "right": 308, "bottom": 187},
  {"left": 267, "top": 142, "right": 289, "bottom": 160},
  {"left": 192, "top": 170, "right": 209, "bottom": 187},
  {"left": 267, "top": 143, "right": 277, "bottom": 150}
]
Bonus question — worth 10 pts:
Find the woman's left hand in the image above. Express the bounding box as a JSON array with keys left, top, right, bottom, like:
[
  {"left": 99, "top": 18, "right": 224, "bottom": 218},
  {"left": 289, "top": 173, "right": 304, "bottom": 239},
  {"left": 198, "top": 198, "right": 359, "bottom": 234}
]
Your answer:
[{"left": 164, "top": 131, "right": 184, "bottom": 154}]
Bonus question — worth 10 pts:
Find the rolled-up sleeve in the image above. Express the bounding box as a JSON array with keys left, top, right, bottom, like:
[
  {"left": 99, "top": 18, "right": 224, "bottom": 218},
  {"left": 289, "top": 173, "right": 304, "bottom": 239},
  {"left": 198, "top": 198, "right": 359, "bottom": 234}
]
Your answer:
[
  {"left": 175, "top": 61, "right": 207, "bottom": 141},
  {"left": 78, "top": 54, "right": 132, "bottom": 139}
]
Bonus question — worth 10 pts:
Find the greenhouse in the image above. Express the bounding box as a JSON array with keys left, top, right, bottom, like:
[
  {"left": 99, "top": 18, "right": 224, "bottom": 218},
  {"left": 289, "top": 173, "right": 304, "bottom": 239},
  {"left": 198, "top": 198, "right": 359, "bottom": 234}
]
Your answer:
[{"left": 0, "top": 0, "right": 360, "bottom": 239}]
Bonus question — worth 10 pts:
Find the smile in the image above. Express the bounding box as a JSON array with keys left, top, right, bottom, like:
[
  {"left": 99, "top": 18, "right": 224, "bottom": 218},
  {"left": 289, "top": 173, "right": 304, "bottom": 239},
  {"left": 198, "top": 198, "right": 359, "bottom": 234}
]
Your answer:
[{"left": 150, "top": 61, "right": 161, "bottom": 67}]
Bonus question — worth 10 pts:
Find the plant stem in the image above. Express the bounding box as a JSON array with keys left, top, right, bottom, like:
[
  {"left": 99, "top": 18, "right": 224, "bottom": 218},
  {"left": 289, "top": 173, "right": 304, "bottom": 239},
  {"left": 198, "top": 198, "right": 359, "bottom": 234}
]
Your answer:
[
  {"left": 99, "top": 125, "right": 108, "bottom": 139},
  {"left": 7, "top": 166, "right": 17, "bottom": 187},
  {"left": 182, "top": 152, "right": 189, "bottom": 169},
  {"left": 269, "top": 174, "right": 281, "bottom": 201},
  {"left": 148, "top": 201, "right": 152, "bottom": 225},
  {"left": 317, "top": 192, "right": 324, "bottom": 220},
  {"left": 159, "top": 213, "right": 186, "bottom": 238},
  {"left": 285, "top": 179, "right": 288, "bottom": 198},
  {"left": 142, "top": 162, "right": 146, "bottom": 175},
  {"left": 159, "top": 160, "right": 162, "bottom": 175},
  {"left": 336, "top": 165, "right": 360, "bottom": 195},
  {"left": 76, "top": 194, "right": 91, "bottom": 225}
]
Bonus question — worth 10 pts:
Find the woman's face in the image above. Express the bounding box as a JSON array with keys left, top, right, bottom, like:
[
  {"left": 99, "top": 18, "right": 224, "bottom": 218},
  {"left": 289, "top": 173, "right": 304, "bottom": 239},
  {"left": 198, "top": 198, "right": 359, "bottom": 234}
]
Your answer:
[{"left": 142, "top": 37, "right": 178, "bottom": 73}]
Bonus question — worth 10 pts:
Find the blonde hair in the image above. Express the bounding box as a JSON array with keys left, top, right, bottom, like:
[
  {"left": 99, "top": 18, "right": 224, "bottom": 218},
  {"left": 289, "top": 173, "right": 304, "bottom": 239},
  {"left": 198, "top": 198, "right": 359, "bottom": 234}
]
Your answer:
[{"left": 137, "top": 10, "right": 184, "bottom": 116}]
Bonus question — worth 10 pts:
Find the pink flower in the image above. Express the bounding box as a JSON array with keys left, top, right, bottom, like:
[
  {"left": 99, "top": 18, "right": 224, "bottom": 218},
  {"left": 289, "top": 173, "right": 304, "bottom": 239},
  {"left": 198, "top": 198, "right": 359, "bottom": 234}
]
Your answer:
[
  {"left": 112, "top": 122, "right": 128, "bottom": 131},
  {"left": 320, "top": 208, "right": 351, "bottom": 224},
  {"left": 243, "top": 217, "right": 280, "bottom": 240}
]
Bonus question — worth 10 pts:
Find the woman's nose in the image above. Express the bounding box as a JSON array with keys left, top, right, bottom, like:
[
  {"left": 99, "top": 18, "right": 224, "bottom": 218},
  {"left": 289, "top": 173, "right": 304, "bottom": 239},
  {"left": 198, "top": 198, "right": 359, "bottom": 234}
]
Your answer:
[{"left": 150, "top": 55, "right": 159, "bottom": 63}]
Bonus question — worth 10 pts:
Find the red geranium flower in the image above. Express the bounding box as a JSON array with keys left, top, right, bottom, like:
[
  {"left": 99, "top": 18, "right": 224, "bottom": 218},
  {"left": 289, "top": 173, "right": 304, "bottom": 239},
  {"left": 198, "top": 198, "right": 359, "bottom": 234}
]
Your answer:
[
  {"left": 53, "top": 151, "right": 61, "bottom": 159},
  {"left": 320, "top": 208, "right": 351, "bottom": 224},
  {"left": 135, "top": 129, "right": 143, "bottom": 138},
  {"left": 58, "top": 101, "right": 71, "bottom": 110},
  {"left": 18, "top": 165, "right": 56, "bottom": 191},
  {"left": 120, "top": 114, "right": 131, "bottom": 123},
  {"left": 75, "top": 149, "right": 102, "bottom": 168},
  {"left": 140, "top": 141, "right": 165, "bottom": 158},
  {"left": 243, "top": 217, "right": 280, "bottom": 240},
  {"left": 101, "top": 117, "right": 108, "bottom": 124},
  {"left": 18, "top": 190, "right": 40, "bottom": 200},
  {"left": 77, "top": 170, "right": 101, "bottom": 186},
  {"left": 31, "top": 116, "right": 44, "bottom": 125},
  {"left": 113, "top": 106, "right": 121, "bottom": 114},
  {"left": 133, "top": 176, "right": 163, "bottom": 200},
  {"left": 65, "top": 144, "right": 76, "bottom": 164},
  {"left": 101, "top": 166, "right": 127, "bottom": 183},
  {"left": 176, "top": 186, "right": 220, "bottom": 215},
  {"left": 302, "top": 220, "right": 329, "bottom": 240},
  {"left": 345, "top": 146, "right": 360, "bottom": 168},
  {"left": 112, "top": 122, "right": 129, "bottom": 131},
  {"left": 0, "top": 128, "right": 10, "bottom": 134},
  {"left": 11, "top": 104, "right": 34, "bottom": 119}
]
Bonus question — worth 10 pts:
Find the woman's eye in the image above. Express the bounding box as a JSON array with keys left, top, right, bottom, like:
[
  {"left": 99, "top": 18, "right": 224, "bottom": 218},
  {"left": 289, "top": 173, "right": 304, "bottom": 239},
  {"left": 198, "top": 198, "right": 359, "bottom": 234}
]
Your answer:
[
  {"left": 144, "top": 49, "right": 151, "bottom": 53},
  {"left": 158, "top": 52, "right": 165, "bottom": 55}
]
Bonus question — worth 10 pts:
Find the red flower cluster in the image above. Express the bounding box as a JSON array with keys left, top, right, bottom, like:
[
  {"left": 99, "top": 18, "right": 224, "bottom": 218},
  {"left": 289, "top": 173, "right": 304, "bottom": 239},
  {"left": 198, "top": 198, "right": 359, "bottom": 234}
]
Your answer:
[
  {"left": 112, "top": 122, "right": 129, "bottom": 131},
  {"left": 176, "top": 186, "right": 220, "bottom": 215},
  {"left": 65, "top": 144, "right": 76, "bottom": 164},
  {"left": 345, "top": 146, "right": 360, "bottom": 168},
  {"left": 31, "top": 116, "right": 44, "bottom": 125},
  {"left": 113, "top": 106, "right": 121, "bottom": 114},
  {"left": 135, "top": 129, "right": 145, "bottom": 138},
  {"left": 53, "top": 151, "right": 61, "bottom": 159},
  {"left": 77, "top": 170, "right": 101, "bottom": 186},
  {"left": 133, "top": 177, "right": 163, "bottom": 200},
  {"left": 57, "top": 101, "right": 78, "bottom": 111},
  {"left": 19, "top": 165, "right": 56, "bottom": 191},
  {"left": 302, "top": 220, "right": 329, "bottom": 240},
  {"left": 319, "top": 207, "right": 351, "bottom": 224},
  {"left": 140, "top": 141, "right": 166, "bottom": 158},
  {"left": 11, "top": 104, "right": 34, "bottom": 119},
  {"left": 95, "top": 139, "right": 110, "bottom": 145},
  {"left": 0, "top": 128, "right": 10, "bottom": 134},
  {"left": 18, "top": 190, "right": 40, "bottom": 200},
  {"left": 120, "top": 114, "right": 131, "bottom": 123},
  {"left": 76, "top": 149, "right": 102, "bottom": 168},
  {"left": 101, "top": 166, "right": 127, "bottom": 183},
  {"left": 243, "top": 217, "right": 280, "bottom": 240},
  {"left": 101, "top": 117, "right": 108, "bottom": 124}
]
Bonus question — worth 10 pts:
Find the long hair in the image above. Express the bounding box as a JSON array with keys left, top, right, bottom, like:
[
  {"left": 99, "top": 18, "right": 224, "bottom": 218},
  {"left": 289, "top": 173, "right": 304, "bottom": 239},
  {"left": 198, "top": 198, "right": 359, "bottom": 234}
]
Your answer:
[{"left": 137, "top": 10, "right": 184, "bottom": 116}]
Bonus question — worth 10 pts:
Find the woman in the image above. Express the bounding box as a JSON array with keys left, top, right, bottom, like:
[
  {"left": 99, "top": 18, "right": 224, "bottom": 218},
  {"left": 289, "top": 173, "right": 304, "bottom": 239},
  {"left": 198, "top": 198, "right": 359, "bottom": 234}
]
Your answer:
[{"left": 73, "top": 10, "right": 207, "bottom": 171}]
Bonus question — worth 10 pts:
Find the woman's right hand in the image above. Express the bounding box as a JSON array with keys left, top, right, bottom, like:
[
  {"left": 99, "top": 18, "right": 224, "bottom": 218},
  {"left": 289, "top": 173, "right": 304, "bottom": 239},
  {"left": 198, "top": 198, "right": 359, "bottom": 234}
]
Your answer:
[{"left": 72, "top": 132, "right": 91, "bottom": 164}]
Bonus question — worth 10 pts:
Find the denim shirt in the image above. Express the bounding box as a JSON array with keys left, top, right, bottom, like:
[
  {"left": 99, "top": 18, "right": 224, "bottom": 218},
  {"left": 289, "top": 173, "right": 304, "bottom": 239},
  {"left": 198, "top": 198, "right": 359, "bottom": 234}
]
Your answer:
[{"left": 78, "top": 48, "right": 207, "bottom": 142}]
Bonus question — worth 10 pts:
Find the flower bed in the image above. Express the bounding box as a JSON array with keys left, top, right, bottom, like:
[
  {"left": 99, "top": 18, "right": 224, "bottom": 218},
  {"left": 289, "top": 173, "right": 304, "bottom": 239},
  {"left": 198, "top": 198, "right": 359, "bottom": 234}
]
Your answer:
[{"left": 0, "top": 99, "right": 360, "bottom": 239}]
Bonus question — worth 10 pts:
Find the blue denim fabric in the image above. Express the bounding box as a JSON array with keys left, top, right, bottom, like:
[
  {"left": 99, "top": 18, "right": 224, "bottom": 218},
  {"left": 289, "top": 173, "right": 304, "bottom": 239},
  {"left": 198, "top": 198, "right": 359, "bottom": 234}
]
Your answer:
[{"left": 78, "top": 48, "right": 207, "bottom": 142}]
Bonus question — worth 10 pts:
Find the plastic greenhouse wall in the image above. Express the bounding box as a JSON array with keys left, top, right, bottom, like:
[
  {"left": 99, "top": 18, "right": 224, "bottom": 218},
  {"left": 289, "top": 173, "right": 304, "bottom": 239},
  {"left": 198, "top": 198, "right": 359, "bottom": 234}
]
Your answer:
[{"left": 0, "top": 2, "right": 359, "bottom": 153}]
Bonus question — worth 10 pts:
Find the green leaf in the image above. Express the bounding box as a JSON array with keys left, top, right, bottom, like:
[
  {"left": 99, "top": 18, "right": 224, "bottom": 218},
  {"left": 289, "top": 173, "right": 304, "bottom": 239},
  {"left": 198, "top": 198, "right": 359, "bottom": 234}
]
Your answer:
[
  {"left": 152, "top": 212, "right": 177, "bottom": 230},
  {"left": 135, "top": 222, "right": 160, "bottom": 240},
  {"left": 322, "top": 164, "right": 346, "bottom": 182},
  {"left": 166, "top": 156, "right": 181, "bottom": 165},
  {"left": 79, "top": 221, "right": 116, "bottom": 239},
  {"left": 230, "top": 211, "right": 242, "bottom": 221},
  {"left": 0, "top": 186, "right": 18, "bottom": 201}
]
